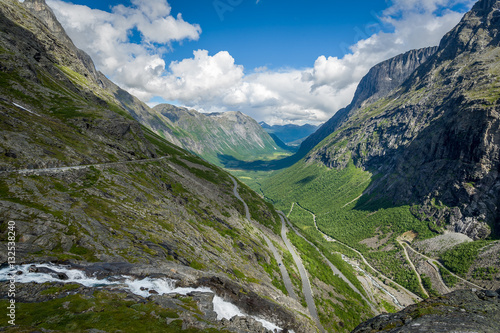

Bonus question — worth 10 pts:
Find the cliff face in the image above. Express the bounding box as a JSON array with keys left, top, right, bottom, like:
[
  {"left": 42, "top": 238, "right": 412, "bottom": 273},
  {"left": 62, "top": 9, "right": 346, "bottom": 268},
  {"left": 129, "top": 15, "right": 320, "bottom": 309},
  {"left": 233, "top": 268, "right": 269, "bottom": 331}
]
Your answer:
[
  {"left": 296, "top": 47, "right": 437, "bottom": 160},
  {"left": 307, "top": 0, "right": 500, "bottom": 239},
  {"left": 352, "top": 289, "right": 500, "bottom": 333},
  {"left": 352, "top": 47, "right": 438, "bottom": 110}
]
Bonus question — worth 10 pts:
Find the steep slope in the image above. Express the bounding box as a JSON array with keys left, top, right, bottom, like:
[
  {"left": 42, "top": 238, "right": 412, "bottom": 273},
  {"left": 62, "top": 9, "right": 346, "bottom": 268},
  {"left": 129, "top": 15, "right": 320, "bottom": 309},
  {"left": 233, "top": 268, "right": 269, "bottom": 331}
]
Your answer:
[
  {"left": 0, "top": 0, "right": 317, "bottom": 331},
  {"left": 263, "top": 0, "right": 500, "bottom": 300},
  {"left": 308, "top": 0, "right": 500, "bottom": 239},
  {"left": 151, "top": 104, "right": 291, "bottom": 166},
  {"left": 17, "top": 0, "right": 184, "bottom": 149},
  {"left": 295, "top": 47, "right": 438, "bottom": 160},
  {"left": 259, "top": 122, "right": 320, "bottom": 146}
]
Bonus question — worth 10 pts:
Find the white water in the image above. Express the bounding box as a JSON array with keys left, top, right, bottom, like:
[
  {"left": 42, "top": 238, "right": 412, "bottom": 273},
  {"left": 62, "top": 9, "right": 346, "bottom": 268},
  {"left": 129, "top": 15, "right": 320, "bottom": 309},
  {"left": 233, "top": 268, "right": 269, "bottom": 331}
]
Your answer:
[
  {"left": 213, "top": 295, "right": 245, "bottom": 320},
  {"left": 0, "top": 264, "right": 282, "bottom": 332},
  {"left": 212, "top": 296, "right": 282, "bottom": 332}
]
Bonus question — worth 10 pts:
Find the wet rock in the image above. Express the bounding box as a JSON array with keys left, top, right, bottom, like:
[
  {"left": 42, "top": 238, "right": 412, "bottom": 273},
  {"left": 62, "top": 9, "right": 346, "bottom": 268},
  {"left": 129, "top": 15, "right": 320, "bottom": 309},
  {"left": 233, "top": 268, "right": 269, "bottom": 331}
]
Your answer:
[
  {"left": 197, "top": 276, "right": 299, "bottom": 332},
  {"left": 188, "top": 291, "right": 217, "bottom": 322},
  {"left": 221, "top": 316, "right": 271, "bottom": 333}
]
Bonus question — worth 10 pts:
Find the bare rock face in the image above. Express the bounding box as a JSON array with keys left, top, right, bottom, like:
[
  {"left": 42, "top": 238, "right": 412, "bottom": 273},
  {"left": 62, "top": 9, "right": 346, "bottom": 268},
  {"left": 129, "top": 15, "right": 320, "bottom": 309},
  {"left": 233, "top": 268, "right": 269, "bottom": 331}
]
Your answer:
[
  {"left": 296, "top": 47, "right": 437, "bottom": 160},
  {"left": 22, "top": 0, "right": 99, "bottom": 83},
  {"left": 352, "top": 47, "right": 438, "bottom": 110},
  {"left": 306, "top": 0, "right": 500, "bottom": 239},
  {"left": 352, "top": 289, "right": 500, "bottom": 333}
]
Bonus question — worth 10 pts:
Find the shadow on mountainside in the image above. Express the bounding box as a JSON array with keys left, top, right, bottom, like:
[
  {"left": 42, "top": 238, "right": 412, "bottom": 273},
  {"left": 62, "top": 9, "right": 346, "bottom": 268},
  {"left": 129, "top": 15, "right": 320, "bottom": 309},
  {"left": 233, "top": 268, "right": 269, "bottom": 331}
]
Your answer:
[
  {"left": 217, "top": 152, "right": 304, "bottom": 171},
  {"left": 348, "top": 99, "right": 500, "bottom": 240}
]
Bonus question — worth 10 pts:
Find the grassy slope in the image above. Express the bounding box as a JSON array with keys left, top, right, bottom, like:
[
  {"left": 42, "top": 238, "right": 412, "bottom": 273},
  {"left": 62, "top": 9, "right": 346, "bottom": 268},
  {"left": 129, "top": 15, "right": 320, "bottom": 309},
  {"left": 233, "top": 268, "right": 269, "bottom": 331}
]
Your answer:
[
  {"left": 262, "top": 159, "right": 434, "bottom": 298},
  {"left": 0, "top": 2, "right": 310, "bottom": 331}
]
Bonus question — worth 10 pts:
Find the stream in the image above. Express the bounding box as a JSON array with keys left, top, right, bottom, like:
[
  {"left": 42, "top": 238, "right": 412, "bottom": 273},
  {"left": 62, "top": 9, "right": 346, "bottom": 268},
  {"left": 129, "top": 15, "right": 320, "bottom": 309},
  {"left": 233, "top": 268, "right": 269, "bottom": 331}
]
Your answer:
[{"left": 0, "top": 263, "right": 283, "bottom": 332}]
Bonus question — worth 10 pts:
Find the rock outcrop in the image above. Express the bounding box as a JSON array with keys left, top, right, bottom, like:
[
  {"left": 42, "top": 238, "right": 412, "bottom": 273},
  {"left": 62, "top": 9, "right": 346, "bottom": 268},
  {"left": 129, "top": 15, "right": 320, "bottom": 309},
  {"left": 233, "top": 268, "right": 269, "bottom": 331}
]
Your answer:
[{"left": 352, "top": 289, "right": 500, "bottom": 333}]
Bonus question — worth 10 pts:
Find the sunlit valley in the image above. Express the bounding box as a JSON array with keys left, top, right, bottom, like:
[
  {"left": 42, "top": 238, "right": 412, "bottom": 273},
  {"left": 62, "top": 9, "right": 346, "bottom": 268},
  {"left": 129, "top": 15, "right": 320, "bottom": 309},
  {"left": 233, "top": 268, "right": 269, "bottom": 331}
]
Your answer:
[{"left": 1, "top": 0, "right": 500, "bottom": 332}]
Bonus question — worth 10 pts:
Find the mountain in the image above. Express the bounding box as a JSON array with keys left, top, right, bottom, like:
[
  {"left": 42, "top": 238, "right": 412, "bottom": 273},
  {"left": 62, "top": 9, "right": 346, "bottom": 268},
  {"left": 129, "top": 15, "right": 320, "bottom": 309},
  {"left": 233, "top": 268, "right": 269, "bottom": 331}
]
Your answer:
[
  {"left": 294, "top": 46, "right": 438, "bottom": 161},
  {"left": 0, "top": 1, "right": 383, "bottom": 332},
  {"left": 262, "top": 0, "right": 500, "bottom": 303},
  {"left": 259, "top": 122, "right": 320, "bottom": 146},
  {"left": 307, "top": 0, "right": 500, "bottom": 239},
  {"left": 151, "top": 104, "right": 291, "bottom": 166},
  {"left": 0, "top": 0, "right": 321, "bottom": 331}
]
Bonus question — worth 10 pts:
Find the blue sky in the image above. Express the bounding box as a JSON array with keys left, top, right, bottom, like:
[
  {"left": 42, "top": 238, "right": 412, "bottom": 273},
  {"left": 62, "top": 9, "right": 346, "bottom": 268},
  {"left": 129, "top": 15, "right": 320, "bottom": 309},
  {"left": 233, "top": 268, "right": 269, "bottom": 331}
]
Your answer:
[
  {"left": 55, "top": 0, "right": 392, "bottom": 70},
  {"left": 46, "top": 0, "right": 474, "bottom": 124}
]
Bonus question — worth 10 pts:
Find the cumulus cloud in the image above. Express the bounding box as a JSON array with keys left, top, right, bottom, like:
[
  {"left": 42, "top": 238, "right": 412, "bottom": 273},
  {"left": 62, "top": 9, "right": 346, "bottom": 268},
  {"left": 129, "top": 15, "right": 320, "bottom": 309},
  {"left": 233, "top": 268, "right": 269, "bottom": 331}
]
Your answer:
[
  {"left": 46, "top": 0, "right": 201, "bottom": 85},
  {"left": 306, "top": 0, "right": 474, "bottom": 98},
  {"left": 47, "top": 0, "right": 472, "bottom": 125}
]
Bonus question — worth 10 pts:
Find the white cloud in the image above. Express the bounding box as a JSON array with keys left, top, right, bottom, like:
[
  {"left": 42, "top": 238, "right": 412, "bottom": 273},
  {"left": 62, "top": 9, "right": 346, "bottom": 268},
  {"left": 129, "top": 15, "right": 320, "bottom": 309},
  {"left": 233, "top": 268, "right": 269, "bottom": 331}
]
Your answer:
[
  {"left": 47, "top": 0, "right": 472, "bottom": 125},
  {"left": 306, "top": 0, "right": 473, "bottom": 99},
  {"left": 46, "top": 0, "right": 201, "bottom": 81}
]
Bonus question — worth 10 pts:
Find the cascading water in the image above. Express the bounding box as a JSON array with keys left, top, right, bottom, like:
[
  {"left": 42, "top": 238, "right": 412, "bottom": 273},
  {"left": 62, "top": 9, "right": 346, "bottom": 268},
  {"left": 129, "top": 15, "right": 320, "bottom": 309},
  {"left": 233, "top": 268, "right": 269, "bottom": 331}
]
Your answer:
[{"left": 0, "top": 264, "right": 282, "bottom": 332}]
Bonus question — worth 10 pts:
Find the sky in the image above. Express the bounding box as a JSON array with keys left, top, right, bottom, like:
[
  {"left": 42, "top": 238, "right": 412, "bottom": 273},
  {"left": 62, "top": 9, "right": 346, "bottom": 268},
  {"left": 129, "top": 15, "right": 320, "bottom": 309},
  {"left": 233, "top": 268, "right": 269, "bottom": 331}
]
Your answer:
[{"left": 44, "top": 0, "right": 475, "bottom": 125}]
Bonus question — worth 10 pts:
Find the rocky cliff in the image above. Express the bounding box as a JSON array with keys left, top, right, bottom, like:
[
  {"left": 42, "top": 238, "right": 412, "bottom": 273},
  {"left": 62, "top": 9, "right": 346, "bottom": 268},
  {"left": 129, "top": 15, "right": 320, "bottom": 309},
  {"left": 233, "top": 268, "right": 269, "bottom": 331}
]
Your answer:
[
  {"left": 296, "top": 47, "right": 438, "bottom": 161},
  {"left": 306, "top": 0, "right": 500, "bottom": 239},
  {"left": 0, "top": 0, "right": 315, "bottom": 331},
  {"left": 352, "top": 288, "right": 500, "bottom": 333}
]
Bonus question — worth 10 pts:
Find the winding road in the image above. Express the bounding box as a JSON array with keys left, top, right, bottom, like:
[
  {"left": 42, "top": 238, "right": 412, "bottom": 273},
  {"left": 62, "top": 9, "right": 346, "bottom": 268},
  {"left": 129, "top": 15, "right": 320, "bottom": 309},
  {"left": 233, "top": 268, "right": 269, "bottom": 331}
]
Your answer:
[
  {"left": 402, "top": 240, "right": 483, "bottom": 290},
  {"left": 278, "top": 213, "right": 323, "bottom": 331},
  {"left": 291, "top": 202, "right": 423, "bottom": 304},
  {"left": 0, "top": 156, "right": 168, "bottom": 176},
  {"left": 279, "top": 211, "right": 378, "bottom": 314},
  {"left": 229, "top": 176, "right": 324, "bottom": 332},
  {"left": 397, "top": 239, "right": 429, "bottom": 298}
]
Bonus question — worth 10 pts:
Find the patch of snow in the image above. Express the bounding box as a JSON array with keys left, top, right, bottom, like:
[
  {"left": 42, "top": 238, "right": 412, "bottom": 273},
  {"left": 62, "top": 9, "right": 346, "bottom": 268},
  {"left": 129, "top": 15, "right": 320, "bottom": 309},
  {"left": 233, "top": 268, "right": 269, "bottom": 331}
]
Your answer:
[{"left": 12, "top": 103, "right": 39, "bottom": 116}]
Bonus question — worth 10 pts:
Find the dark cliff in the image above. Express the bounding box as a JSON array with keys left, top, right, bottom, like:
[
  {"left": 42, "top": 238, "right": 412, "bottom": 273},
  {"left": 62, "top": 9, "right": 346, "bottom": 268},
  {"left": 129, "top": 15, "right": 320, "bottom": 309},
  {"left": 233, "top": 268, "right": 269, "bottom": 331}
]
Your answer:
[
  {"left": 308, "top": 0, "right": 500, "bottom": 239},
  {"left": 296, "top": 47, "right": 438, "bottom": 160}
]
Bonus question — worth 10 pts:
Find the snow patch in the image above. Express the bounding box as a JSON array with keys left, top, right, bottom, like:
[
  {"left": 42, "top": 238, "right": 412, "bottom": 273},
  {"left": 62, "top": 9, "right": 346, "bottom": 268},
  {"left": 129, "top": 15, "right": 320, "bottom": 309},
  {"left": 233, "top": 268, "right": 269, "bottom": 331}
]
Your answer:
[{"left": 12, "top": 103, "right": 39, "bottom": 116}]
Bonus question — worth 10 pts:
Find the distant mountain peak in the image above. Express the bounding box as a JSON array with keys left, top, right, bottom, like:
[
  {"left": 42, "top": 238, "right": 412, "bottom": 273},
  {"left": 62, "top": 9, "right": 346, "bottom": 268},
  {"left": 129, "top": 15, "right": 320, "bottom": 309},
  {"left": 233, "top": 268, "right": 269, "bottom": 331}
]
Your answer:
[{"left": 152, "top": 104, "right": 290, "bottom": 164}]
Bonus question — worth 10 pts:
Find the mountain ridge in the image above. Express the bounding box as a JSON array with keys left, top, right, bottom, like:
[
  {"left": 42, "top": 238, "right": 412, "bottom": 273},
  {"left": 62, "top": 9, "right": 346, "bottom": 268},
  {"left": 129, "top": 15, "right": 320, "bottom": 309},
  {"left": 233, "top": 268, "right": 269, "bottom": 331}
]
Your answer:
[
  {"left": 261, "top": 0, "right": 500, "bottom": 310},
  {"left": 259, "top": 122, "right": 320, "bottom": 146},
  {"left": 0, "top": 0, "right": 321, "bottom": 331},
  {"left": 152, "top": 103, "right": 290, "bottom": 166},
  {"left": 295, "top": 46, "right": 439, "bottom": 161},
  {"left": 298, "top": 0, "right": 500, "bottom": 240}
]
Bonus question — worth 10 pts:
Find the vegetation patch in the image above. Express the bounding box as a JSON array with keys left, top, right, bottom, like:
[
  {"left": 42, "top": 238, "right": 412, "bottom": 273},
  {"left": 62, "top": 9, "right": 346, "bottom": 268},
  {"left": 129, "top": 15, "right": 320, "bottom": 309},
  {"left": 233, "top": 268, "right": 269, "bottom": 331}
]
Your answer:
[
  {"left": 441, "top": 241, "right": 491, "bottom": 276},
  {"left": 0, "top": 292, "right": 225, "bottom": 332},
  {"left": 287, "top": 231, "right": 372, "bottom": 331},
  {"left": 439, "top": 266, "right": 458, "bottom": 288}
]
